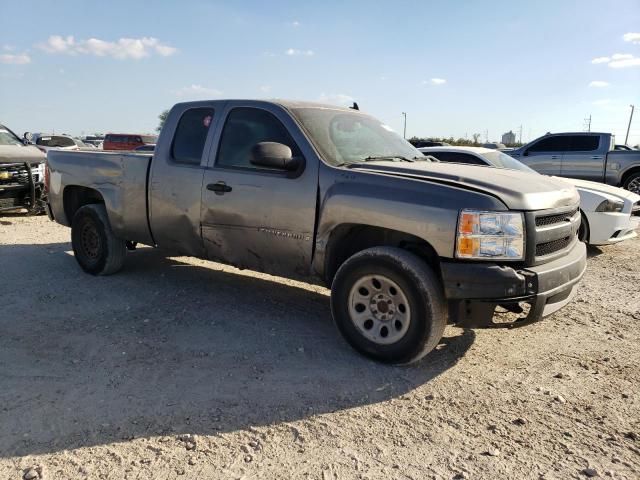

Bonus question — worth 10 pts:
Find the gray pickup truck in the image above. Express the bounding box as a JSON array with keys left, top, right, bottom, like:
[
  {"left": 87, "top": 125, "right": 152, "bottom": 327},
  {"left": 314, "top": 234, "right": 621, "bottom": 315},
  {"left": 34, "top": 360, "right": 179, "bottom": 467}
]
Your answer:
[
  {"left": 508, "top": 132, "right": 640, "bottom": 194},
  {"left": 45, "top": 100, "right": 587, "bottom": 364}
]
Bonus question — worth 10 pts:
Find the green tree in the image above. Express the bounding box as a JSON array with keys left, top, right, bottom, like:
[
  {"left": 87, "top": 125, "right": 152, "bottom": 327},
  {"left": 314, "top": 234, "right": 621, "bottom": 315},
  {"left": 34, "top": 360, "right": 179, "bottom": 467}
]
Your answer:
[{"left": 156, "top": 109, "right": 169, "bottom": 133}]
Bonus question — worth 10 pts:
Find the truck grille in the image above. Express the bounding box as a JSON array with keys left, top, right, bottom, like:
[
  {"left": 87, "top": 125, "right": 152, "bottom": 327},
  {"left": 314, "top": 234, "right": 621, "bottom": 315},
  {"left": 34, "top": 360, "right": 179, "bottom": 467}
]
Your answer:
[
  {"left": 529, "top": 206, "right": 581, "bottom": 264},
  {"left": 536, "top": 236, "right": 573, "bottom": 256},
  {"left": 0, "top": 163, "right": 30, "bottom": 187},
  {"left": 535, "top": 208, "right": 579, "bottom": 227}
]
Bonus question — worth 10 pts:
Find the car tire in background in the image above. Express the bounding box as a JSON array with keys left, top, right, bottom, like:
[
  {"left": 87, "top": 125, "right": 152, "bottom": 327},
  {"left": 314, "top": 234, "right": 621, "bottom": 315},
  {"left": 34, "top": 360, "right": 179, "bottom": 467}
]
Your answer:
[
  {"left": 623, "top": 171, "right": 640, "bottom": 195},
  {"left": 330, "top": 246, "right": 446, "bottom": 364},
  {"left": 71, "top": 204, "right": 126, "bottom": 275}
]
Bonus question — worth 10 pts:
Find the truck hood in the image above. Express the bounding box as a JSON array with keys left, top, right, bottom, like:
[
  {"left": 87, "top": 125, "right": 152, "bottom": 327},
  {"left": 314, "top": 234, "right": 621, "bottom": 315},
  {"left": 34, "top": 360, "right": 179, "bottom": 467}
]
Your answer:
[
  {"left": 0, "top": 145, "right": 46, "bottom": 165},
  {"left": 349, "top": 161, "right": 580, "bottom": 211},
  {"left": 556, "top": 177, "right": 640, "bottom": 203}
]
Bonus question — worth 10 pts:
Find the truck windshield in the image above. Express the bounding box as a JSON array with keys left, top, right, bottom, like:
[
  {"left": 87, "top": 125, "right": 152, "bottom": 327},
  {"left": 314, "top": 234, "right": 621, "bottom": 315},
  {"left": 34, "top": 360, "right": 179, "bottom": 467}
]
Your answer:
[
  {"left": 0, "top": 128, "right": 23, "bottom": 146},
  {"left": 141, "top": 135, "right": 158, "bottom": 144},
  {"left": 290, "top": 108, "right": 423, "bottom": 166},
  {"left": 480, "top": 150, "right": 538, "bottom": 173},
  {"left": 36, "top": 136, "right": 76, "bottom": 148}
]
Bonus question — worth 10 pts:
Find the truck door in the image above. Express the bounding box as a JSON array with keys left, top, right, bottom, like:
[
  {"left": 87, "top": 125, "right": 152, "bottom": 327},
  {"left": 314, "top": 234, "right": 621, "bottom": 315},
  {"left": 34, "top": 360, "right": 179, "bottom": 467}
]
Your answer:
[
  {"left": 517, "top": 135, "right": 567, "bottom": 175},
  {"left": 560, "top": 134, "right": 605, "bottom": 181},
  {"left": 148, "top": 104, "right": 220, "bottom": 256},
  {"left": 200, "top": 103, "right": 318, "bottom": 278}
]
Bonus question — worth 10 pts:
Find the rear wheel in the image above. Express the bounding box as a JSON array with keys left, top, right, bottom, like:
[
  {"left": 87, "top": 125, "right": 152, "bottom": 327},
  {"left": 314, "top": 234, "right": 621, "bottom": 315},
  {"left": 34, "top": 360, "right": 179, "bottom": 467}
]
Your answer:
[
  {"left": 330, "top": 247, "right": 446, "bottom": 364},
  {"left": 623, "top": 171, "right": 640, "bottom": 195},
  {"left": 71, "top": 204, "right": 126, "bottom": 275},
  {"left": 578, "top": 212, "right": 589, "bottom": 243}
]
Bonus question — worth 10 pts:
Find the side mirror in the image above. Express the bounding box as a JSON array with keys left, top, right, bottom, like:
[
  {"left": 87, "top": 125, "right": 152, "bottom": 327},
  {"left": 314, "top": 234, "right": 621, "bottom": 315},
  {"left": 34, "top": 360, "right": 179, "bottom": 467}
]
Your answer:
[
  {"left": 522, "top": 149, "right": 529, "bottom": 156},
  {"left": 250, "top": 142, "right": 301, "bottom": 171}
]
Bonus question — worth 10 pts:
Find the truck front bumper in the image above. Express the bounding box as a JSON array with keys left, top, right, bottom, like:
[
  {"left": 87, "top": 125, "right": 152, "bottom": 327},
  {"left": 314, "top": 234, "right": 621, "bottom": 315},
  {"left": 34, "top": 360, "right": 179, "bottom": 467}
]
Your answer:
[{"left": 441, "top": 241, "right": 587, "bottom": 327}]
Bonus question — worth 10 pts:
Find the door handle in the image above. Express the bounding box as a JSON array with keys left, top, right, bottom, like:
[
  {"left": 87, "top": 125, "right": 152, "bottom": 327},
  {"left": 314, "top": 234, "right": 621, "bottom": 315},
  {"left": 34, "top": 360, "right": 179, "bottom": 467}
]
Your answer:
[
  {"left": 550, "top": 155, "right": 560, "bottom": 159},
  {"left": 591, "top": 156, "right": 603, "bottom": 159},
  {"left": 207, "top": 181, "right": 232, "bottom": 194}
]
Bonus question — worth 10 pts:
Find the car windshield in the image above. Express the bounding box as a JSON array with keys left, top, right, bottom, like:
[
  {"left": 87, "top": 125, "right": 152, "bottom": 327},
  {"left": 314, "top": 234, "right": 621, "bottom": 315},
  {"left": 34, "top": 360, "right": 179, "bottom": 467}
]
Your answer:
[
  {"left": 0, "top": 128, "right": 23, "bottom": 146},
  {"left": 141, "top": 135, "right": 158, "bottom": 144},
  {"left": 290, "top": 107, "right": 423, "bottom": 166},
  {"left": 480, "top": 150, "right": 537, "bottom": 173},
  {"left": 36, "top": 136, "right": 76, "bottom": 148}
]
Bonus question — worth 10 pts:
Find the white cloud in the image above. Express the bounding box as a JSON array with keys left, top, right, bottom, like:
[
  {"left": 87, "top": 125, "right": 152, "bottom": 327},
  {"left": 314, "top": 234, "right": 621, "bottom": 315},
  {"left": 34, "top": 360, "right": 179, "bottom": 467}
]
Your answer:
[
  {"left": 37, "top": 35, "right": 177, "bottom": 60},
  {"left": 611, "top": 53, "right": 633, "bottom": 60},
  {"left": 609, "top": 55, "right": 640, "bottom": 68},
  {"left": 623, "top": 32, "right": 640, "bottom": 44},
  {"left": 285, "top": 48, "right": 314, "bottom": 56},
  {"left": 591, "top": 52, "right": 640, "bottom": 68},
  {"left": 259, "top": 85, "right": 271, "bottom": 93},
  {"left": 423, "top": 78, "right": 446, "bottom": 85},
  {"left": 588, "top": 80, "right": 609, "bottom": 87},
  {"left": 175, "top": 84, "right": 222, "bottom": 99},
  {"left": 2, "top": 45, "right": 15, "bottom": 51},
  {"left": 318, "top": 93, "right": 354, "bottom": 106},
  {"left": 0, "top": 53, "right": 31, "bottom": 65},
  {"left": 291, "top": 20, "right": 301, "bottom": 27}
]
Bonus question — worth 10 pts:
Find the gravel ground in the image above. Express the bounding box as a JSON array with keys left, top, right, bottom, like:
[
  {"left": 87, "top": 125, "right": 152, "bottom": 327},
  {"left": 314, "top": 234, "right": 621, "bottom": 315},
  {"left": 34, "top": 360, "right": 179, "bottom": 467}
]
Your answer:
[{"left": 0, "top": 214, "right": 639, "bottom": 480}]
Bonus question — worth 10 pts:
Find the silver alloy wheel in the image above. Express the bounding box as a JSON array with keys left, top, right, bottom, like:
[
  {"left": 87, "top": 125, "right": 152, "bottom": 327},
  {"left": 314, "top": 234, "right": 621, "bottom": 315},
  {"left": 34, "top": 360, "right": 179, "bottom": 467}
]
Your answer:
[
  {"left": 348, "top": 274, "right": 411, "bottom": 345},
  {"left": 627, "top": 177, "right": 640, "bottom": 195}
]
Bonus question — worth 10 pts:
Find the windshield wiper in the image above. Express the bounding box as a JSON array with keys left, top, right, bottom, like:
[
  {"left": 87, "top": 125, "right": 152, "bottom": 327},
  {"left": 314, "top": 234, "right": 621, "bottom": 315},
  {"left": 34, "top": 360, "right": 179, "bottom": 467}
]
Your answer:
[{"left": 362, "top": 155, "right": 415, "bottom": 162}]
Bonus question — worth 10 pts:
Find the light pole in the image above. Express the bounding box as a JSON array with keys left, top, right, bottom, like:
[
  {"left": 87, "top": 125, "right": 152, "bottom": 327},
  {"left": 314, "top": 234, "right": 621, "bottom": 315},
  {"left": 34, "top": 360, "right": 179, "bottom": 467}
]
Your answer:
[
  {"left": 402, "top": 112, "right": 407, "bottom": 139},
  {"left": 625, "top": 104, "right": 635, "bottom": 145}
]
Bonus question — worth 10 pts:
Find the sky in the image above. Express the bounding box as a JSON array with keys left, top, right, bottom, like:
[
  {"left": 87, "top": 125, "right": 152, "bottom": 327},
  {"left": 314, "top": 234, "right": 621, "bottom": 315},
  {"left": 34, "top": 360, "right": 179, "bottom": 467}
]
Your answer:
[{"left": 1, "top": 0, "right": 639, "bottom": 145}]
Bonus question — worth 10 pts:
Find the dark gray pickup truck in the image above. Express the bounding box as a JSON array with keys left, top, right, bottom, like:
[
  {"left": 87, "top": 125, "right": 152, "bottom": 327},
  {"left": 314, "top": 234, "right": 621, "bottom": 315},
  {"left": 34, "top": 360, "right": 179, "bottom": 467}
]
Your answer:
[{"left": 45, "top": 100, "right": 587, "bottom": 363}]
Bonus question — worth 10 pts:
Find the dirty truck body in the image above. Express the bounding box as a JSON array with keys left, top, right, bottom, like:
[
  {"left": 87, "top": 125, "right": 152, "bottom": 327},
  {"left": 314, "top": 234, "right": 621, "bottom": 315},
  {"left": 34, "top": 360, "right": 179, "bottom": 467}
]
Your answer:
[{"left": 46, "top": 100, "right": 587, "bottom": 363}]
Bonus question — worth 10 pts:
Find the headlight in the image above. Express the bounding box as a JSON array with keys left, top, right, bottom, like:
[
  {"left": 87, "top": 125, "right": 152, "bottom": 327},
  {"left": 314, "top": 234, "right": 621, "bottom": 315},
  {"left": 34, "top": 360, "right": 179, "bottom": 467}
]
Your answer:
[
  {"left": 456, "top": 210, "right": 525, "bottom": 260},
  {"left": 595, "top": 199, "right": 623, "bottom": 213}
]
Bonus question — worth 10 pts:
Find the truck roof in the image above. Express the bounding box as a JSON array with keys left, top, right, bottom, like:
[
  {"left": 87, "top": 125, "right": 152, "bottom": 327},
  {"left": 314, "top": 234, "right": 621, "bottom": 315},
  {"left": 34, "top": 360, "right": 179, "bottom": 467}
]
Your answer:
[
  {"left": 174, "top": 99, "right": 358, "bottom": 112},
  {"left": 542, "top": 132, "right": 610, "bottom": 136}
]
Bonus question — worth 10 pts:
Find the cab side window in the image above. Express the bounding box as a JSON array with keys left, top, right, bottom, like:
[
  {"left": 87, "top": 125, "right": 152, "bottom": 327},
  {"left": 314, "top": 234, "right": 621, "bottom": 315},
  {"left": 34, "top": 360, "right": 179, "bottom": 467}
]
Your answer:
[
  {"left": 172, "top": 108, "right": 215, "bottom": 165},
  {"left": 216, "top": 107, "right": 301, "bottom": 169},
  {"left": 567, "top": 135, "right": 599, "bottom": 152},
  {"left": 528, "top": 136, "right": 570, "bottom": 153}
]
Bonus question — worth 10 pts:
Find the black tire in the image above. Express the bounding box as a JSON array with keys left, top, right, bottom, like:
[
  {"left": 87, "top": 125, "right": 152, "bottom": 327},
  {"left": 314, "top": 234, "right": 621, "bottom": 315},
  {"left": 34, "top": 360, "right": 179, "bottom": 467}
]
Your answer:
[
  {"left": 623, "top": 171, "right": 640, "bottom": 195},
  {"left": 71, "top": 204, "right": 126, "bottom": 275},
  {"left": 330, "top": 246, "right": 447, "bottom": 364},
  {"left": 578, "top": 212, "right": 589, "bottom": 243}
]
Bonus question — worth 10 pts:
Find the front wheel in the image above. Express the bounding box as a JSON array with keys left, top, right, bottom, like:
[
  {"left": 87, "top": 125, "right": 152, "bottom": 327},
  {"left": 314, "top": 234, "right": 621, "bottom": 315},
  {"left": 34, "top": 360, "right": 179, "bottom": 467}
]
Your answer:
[
  {"left": 330, "top": 247, "right": 447, "bottom": 364},
  {"left": 71, "top": 204, "right": 126, "bottom": 275}
]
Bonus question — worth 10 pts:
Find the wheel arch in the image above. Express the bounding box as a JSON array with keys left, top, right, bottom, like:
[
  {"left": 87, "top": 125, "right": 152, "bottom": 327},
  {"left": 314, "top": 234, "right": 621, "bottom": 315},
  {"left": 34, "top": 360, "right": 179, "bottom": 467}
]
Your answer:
[
  {"left": 322, "top": 223, "right": 441, "bottom": 286},
  {"left": 63, "top": 185, "right": 105, "bottom": 224}
]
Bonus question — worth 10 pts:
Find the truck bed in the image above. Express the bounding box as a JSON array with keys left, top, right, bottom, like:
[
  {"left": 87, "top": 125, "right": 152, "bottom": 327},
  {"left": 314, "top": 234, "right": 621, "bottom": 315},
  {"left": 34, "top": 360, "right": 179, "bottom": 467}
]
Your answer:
[{"left": 46, "top": 150, "right": 154, "bottom": 245}]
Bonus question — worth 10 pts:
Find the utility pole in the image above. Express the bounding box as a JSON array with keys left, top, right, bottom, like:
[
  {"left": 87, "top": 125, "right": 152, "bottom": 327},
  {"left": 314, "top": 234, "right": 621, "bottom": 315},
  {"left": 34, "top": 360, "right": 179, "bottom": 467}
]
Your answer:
[
  {"left": 518, "top": 125, "right": 523, "bottom": 144},
  {"left": 583, "top": 114, "right": 592, "bottom": 132},
  {"left": 625, "top": 105, "right": 635, "bottom": 145},
  {"left": 401, "top": 112, "right": 407, "bottom": 139},
  {"left": 484, "top": 129, "right": 488, "bottom": 143}
]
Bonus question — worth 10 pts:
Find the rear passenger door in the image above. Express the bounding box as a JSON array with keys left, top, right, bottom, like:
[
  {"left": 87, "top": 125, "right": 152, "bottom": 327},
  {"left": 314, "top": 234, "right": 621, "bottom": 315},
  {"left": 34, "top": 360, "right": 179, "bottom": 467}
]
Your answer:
[
  {"left": 560, "top": 134, "right": 604, "bottom": 181},
  {"left": 148, "top": 104, "right": 219, "bottom": 256},
  {"left": 519, "top": 136, "right": 568, "bottom": 175}
]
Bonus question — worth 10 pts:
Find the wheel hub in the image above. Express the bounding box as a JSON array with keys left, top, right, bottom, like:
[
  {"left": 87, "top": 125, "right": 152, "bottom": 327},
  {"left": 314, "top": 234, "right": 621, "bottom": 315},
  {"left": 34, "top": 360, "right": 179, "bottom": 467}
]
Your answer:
[{"left": 348, "top": 274, "right": 411, "bottom": 345}]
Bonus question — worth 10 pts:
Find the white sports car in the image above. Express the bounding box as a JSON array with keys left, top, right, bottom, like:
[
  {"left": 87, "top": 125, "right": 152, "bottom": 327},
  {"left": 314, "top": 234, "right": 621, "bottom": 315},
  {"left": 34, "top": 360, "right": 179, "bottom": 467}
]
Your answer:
[{"left": 419, "top": 146, "right": 640, "bottom": 246}]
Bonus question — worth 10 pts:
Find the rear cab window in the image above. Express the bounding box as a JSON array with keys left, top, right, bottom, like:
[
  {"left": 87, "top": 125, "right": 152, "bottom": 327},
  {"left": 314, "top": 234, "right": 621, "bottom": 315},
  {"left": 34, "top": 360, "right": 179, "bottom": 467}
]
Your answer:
[
  {"left": 528, "top": 136, "right": 571, "bottom": 153},
  {"left": 172, "top": 108, "right": 215, "bottom": 165},
  {"left": 566, "top": 135, "right": 600, "bottom": 152}
]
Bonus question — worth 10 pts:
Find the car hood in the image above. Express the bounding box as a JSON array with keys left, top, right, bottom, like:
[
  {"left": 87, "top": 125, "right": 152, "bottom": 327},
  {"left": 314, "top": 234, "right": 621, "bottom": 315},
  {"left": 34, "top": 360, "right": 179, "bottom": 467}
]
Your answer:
[
  {"left": 0, "top": 145, "right": 46, "bottom": 165},
  {"left": 556, "top": 177, "right": 640, "bottom": 203},
  {"left": 349, "top": 161, "right": 580, "bottom": 211}
]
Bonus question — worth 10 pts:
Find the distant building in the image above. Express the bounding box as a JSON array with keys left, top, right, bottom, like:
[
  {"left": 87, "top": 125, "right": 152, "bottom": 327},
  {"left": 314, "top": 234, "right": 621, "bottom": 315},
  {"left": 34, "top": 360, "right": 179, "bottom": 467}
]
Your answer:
[{"left": 501, "top": 130, "right": 516, "bottom": 145}]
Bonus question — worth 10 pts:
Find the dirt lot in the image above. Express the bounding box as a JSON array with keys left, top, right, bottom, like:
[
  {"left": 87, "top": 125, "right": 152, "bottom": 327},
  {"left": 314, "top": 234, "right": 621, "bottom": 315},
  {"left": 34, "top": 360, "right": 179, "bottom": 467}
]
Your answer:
[{"left": 0, "top": 214, "right": 639, "bottom": 480}]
